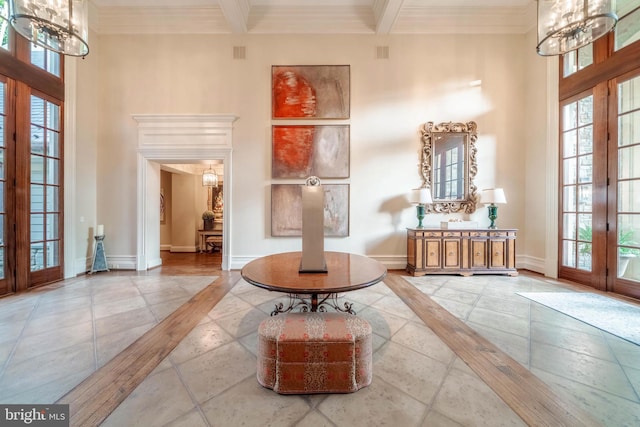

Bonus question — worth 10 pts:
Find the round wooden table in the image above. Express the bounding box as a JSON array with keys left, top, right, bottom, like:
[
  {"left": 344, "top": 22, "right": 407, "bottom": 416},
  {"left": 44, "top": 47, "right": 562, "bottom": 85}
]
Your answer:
[{"left": 241, "top": 251, "right": 387, "bottom": 315}]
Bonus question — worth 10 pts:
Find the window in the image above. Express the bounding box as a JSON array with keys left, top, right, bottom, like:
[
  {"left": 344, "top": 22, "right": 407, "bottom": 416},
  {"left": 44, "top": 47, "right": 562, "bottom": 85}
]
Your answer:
[
  {"left": 31, "top": 44, "right": 61, "bottom": 77},
  {"left": 615, "top": 7, "right": 640, "bottom": 51},
  {"left": 563, "top": 45, "right": 594, "bottom": 78},
  {"left": 0, "top": 0, "right": 8, "bottom": 51}
]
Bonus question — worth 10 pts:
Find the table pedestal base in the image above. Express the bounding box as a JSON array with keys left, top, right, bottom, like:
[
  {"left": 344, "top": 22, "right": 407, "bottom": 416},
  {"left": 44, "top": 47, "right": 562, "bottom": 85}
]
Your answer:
[{"left": 271, "top": 293, "right": 355, "bottom": 316}]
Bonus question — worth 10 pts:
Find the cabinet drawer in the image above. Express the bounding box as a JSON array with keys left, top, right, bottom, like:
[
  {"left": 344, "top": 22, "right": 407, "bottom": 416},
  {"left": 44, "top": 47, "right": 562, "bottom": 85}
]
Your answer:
[
  {"left": 469, "top": 231, "right": 489, "bottom": 237},
  {"left": 489, "top": 231, "right": 511, "bottom": 237}
]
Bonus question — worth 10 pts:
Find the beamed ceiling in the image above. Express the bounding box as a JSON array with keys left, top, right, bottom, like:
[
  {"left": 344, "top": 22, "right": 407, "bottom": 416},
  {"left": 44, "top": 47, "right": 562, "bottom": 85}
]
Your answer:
[{"left": 89, "top": 0, "right": 537, "bottom": 35}]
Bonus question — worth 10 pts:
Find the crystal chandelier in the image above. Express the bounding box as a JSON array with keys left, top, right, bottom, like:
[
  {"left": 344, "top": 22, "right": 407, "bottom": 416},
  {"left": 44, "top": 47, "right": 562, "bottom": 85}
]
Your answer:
[
  {"left": 536, "top": 0, "right": 618, "bottom": 56},
  {"left": 9, "top": 0, "right": 89, "bottom": 57},
  {"left": 202, "top": 167, "right": 218, "bottom": 188}
]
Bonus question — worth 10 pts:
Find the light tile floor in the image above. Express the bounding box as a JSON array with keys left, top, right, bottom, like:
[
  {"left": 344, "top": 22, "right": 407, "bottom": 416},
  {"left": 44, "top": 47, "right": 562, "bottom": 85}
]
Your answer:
[{"left": 0, "top": 273, "right": 639, "bottom": 426}]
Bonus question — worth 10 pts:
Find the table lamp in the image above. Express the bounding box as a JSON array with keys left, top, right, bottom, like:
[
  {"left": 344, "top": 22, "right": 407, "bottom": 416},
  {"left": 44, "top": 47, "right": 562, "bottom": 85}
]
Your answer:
[
  {"left": 409, "top": 188, "right": 432, "bottom": 228},
  {"left": 481, "top": 188, "right": 507, "bottom": 229}
]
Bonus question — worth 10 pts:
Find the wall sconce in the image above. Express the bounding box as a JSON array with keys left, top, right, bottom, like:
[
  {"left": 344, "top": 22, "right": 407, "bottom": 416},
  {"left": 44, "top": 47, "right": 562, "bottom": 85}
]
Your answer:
[
  {"left": 536, "top": 0, "right": 618, "bottom": 56},
  {"left": 9, "top": 0, "right": 90, "bottom": 57},
  {"left": 481, "top": 188, "right": 507, "bottom": 229},
  {"left": 409, "top": 188, "right": 433, "bottom": 229}
]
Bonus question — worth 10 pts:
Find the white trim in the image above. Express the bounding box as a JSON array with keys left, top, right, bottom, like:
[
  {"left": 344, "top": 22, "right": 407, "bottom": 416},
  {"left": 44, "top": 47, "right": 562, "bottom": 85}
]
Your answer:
[
  {"left": 134, "top": 114, "right": 237, "bottom": 271},
  {"left": 64, "top": 59, "right": 78, "bottom": 278},
  {"left": 232, "top": 255, "right": 407, "bottom": 272},
  {"left": 545, "top": 57, "right": 559, "bottom": 279},
  {"left": 105, "top": 255, "right": 137, "bottom": 270},
  {"left": 517, "top": 255, "right": 546, "bottom": 274}
]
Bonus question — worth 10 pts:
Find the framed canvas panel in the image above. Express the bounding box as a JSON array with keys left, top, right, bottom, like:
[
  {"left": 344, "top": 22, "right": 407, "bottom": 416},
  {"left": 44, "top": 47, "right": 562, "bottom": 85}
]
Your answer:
[
  {"left": 160, "top": 188, "right": 166, "bottom": 224},
  {"left": 272, "top": 65, "right": 350, "bottom": 119},
  {"left": 272, "top": 125, "right": 350, "bottom": 179},
  {"left": 271, "top": 184, "right": 349, "bottom": 237}
]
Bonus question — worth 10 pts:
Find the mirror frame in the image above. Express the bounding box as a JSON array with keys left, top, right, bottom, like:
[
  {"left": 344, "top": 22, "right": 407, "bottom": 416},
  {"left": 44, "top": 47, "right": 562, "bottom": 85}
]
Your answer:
[{"left": 420, "top": 121, "right": 478, "bottom": 214}]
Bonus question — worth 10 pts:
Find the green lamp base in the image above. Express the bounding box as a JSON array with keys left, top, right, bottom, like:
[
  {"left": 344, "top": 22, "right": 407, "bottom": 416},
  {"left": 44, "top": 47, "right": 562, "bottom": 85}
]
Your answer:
[{"left": 488, "top": 204, "right": 498, "bottom": 229}]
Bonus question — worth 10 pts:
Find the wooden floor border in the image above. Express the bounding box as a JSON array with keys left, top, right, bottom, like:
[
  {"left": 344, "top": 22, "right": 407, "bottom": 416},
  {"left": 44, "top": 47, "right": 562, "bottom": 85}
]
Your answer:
[
  {"left": 385, "top": 274, "right": 601, "bottom": 427},
  {"left": 57, "top": 271, "right": 239, "bottom": 427}
]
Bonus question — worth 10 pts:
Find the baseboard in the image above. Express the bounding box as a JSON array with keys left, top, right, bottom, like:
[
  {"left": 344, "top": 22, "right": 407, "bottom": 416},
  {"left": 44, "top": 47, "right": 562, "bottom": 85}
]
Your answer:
[
  {"left": 170, "top": 246, "right": 197, "bottom": 253},
  {"left": 517, "top": 254, "right": 545, "bottom": 274},
  {"left": 231, "top": 254, "right": 546, "bottom": 275},
  {"left": 105, "top": 255, "right": 137, "bottom": 270},
  {"left": 147, "top": 257, "right": 163, "bottom": 269},
  {"left": 230, "top": 255, "right": 407, "bottom": 271},
  {"left": 74, "top": 257, "right": 91, "bottom": 276},
  {"left": 160, "top": 244, "right": 171, "bottom": 251}
]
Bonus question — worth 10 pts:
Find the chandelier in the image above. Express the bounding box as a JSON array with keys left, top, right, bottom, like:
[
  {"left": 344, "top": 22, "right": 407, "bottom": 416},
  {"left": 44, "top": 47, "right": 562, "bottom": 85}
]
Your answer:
[
  {"left": 202, "top": 166, "right": 218, "bottom": 188},
  {"left": 9, "top": 0, "right": 89, "bottom": 57},
  {"left": 536, "top": 0, "right": 618, "bottom": 56}
]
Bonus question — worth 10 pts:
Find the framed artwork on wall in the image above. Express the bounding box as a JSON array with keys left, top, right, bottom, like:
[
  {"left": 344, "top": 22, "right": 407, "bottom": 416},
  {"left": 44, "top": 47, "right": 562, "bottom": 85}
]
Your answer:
[
  {"left": 271, "top": 184, "right": 349, "bottom": 237},
  {"left": 272, "top": 125, "right": 350, "bottom": 179},
  {"left": 272, "top": 65, "right": 350, "bottom": 119},
  {"left": 160, "top": 188, "right": 166, "bottom": 224}
]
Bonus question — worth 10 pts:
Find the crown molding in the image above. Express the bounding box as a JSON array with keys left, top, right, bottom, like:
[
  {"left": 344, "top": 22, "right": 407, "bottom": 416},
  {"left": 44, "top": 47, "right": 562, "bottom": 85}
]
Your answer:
[{"left": 91, "top": 2, "right": 536, "bottom": 35}]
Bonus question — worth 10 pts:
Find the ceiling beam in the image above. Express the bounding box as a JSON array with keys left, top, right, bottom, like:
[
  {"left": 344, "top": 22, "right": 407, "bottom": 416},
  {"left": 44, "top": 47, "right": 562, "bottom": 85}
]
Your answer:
[
  {"left": 374, "top": 0, "right": 406, "bottom": 34},
  {"left": 217, "top": 0, "right": 250, "bottom": 33}
]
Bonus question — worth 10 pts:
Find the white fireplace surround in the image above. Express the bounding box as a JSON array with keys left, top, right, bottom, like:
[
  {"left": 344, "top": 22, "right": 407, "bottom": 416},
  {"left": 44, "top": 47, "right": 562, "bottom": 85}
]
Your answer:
[{"left": 134, "top": 114, "right": 237, "bottom": 271}]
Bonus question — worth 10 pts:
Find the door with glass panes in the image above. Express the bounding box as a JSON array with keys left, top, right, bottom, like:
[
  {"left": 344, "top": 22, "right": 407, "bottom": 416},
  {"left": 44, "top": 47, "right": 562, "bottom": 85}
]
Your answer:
[
  {"left": 0, "top": 77, "right": 63, "bottom": 295},
  {"left": 559, "top": 76, "right": 640, "bottom": 299},
  {"left": 608, "top": 71, "right": 640, "bottom": 297}
]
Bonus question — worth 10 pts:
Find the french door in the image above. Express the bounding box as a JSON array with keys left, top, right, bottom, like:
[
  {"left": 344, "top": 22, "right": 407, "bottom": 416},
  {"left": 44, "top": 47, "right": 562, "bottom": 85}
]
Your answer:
[
  {"left": 559, "top": 71, "right": 640, "bottom": 299},
  {"left": 0, "top": 74, "right": 63, "bottom": 296},
  {"left": 608, "top": 70, "right": 640, "bottom": 297}
]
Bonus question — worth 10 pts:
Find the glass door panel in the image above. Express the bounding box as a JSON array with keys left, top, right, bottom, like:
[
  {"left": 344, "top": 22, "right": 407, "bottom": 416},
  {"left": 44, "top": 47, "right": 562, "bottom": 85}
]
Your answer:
[
  {"left": 29, "top": 94, "right": 62, "bottom": 275},
  {"left": 561, "top": 95, "right": 595, "bottom": 272},
  {"left": 615, "top": 75, "right": 640, "bottom": 286},
  {"left": 0, "top": 78, "right": 6, "bottom": 293}
]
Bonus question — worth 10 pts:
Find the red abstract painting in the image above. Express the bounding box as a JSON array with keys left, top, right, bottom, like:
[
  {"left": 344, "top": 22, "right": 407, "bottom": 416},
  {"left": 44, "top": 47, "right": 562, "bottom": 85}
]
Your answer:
[
  {"left": 272, "top": 65, "right": 350, "bottom": 119},
  {"left": 272, "top": 126, "right": 315, "bottom": 176},
  {"left": 272, "top": 125, "right": 350, "bottom": 179}
]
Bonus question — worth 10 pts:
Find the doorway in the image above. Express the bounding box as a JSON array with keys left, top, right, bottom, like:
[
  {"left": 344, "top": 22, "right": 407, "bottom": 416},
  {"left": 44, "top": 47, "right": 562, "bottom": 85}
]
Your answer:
[
  {"left": 134, "top": 114, "right": 236, "bottom": 272},
  {"left": 159, "top": 162, "right": 224, "bottom": 269}
]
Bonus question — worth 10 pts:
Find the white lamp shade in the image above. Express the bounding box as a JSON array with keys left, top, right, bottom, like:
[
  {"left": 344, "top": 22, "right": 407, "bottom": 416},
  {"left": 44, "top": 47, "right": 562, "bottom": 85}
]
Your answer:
[
  {"left": 481, "top": 188, "right": 507, "bottom": 204},
  {"left": 410, "top": 188, "right": 433, "bottom": 205}
]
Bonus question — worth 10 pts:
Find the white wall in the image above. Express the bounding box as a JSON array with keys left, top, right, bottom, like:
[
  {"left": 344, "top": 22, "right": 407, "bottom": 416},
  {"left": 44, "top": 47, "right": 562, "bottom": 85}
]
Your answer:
[
  {"left": 523, "top": 28, "right": 558, "bottom": 274},
  {"left": 71, "top": 31, "right": 552, "bottom": 273},
  {"left": 70, "top": 28, "right": 100, "bottom": 274}
]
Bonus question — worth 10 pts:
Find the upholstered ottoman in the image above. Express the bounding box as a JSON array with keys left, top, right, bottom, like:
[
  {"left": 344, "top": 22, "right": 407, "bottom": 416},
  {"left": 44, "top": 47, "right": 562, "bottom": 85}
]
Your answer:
[{"left": 257, "top": 312, "right": 372, "bottom": 394}]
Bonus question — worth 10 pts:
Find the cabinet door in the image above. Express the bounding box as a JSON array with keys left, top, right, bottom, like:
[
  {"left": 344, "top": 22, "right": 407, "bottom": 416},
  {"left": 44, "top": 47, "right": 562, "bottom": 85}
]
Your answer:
[
  {"left": 443, "top": 239, "right": 462, "bottom": 269},
  {"left": 489, "top": 239, "right": 507, "bottom": 269},
  {"left": 470, "top": 239, "right": 488, "bottom": 268},
  {"left": 425, "top": 240, "right": 442, "bottom": 268}
]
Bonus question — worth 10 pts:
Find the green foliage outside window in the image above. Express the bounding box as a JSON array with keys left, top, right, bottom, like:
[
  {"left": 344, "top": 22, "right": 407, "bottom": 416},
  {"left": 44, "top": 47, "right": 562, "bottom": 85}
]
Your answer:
[{"left": 0, "top": 0, "right": 9, "bottom": 50}]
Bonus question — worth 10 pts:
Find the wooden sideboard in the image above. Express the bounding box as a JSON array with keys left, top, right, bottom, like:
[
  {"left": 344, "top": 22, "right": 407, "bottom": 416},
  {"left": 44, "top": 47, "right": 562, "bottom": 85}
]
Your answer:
[{"left": 407, "top": 228, "right": 517, "bottom": 276}]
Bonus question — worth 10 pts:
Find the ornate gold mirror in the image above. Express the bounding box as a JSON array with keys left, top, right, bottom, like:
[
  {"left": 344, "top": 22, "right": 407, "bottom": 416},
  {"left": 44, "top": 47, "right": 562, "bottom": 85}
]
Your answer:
[{"left": 420, "top": 121, "right": 478, "bottom": 213}]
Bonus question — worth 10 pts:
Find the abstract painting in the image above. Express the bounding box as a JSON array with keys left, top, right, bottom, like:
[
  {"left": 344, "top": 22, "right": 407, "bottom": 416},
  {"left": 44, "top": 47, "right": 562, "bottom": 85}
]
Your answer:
[
  {"left": 272, "top": 65, "right": 350, "bottom": 119},
  {"left": 272, "top": 125, "right": 349, "bottom": 179},
  {"left": 160, "top": 188, "right": 166, "bottom": 224},
  {"left": 271, "top": 184, "right": 349, "bottom": 237}
]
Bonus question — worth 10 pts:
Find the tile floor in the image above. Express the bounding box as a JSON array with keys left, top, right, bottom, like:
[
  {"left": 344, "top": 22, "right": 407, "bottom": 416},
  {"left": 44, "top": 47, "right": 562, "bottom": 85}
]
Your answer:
[{"left": 0, "top": 272, "right": 639, "bottom": 426}]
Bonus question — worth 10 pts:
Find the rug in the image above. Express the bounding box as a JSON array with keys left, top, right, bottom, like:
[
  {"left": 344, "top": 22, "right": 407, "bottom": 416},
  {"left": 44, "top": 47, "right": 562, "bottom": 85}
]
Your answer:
[{"left": 517, "top": 292, "right": 640, "bottom": 346}]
